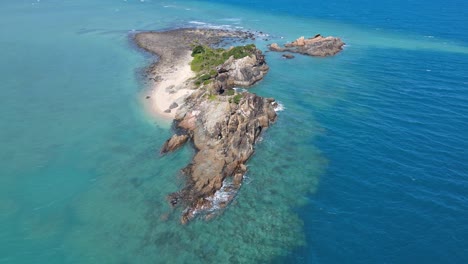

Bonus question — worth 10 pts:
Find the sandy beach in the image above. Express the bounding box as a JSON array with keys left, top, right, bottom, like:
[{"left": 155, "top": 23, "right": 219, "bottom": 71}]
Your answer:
[
  {"left": 145, "top": 51, "right": 195, "bottom": 119},
  {"left": 135, "top": 30, "right": 198, "bottom": 120}
]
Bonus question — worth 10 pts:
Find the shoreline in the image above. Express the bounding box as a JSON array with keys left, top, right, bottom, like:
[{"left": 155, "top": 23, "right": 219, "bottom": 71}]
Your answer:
[{"left": 142, "top": 51, "right": 195, "bottom": 120}]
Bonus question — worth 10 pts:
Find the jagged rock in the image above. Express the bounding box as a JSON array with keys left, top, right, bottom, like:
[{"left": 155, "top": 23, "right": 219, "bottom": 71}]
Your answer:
[
  {"left": 269, "top": 43, "right": 283, "bottom": 51},
  {"left": 169, "top": 102, "right": 179, "bottom": 109},
  {"left": 213, "top": 49, "right": 269, "bottom": 93},
  {"left": 164, "top": 109, "right": 171, "bottom": 113},
  {"left": 269, "top": 34, "right": 345, "bottom": 57},
  {"left": 161, "top": 134, "right": 189, "bottom": 154},
  {"left": 282, "top": 54, "right": 295, "bottom": 59}
]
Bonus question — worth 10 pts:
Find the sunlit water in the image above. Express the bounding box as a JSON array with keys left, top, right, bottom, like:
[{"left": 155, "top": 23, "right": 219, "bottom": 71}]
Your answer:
[{"left": 1, "top": 0, "right": 467, "bottom": 263}]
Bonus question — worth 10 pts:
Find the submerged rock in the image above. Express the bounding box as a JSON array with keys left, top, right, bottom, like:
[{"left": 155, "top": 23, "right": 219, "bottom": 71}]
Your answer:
[
  {"left": 282, "top": 53, "right": 295, "bottom": 59},
  {"left": 269, "top": 34, "right": 345, "bottom": 57}
]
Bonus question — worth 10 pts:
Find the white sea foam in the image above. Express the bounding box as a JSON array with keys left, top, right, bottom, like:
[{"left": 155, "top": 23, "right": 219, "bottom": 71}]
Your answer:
[
  {"left": 187, "top": 21, "right": 236, "bottom": 31},
  {"left": 273, "top": 102, "right": 285, "bottom": 112},
  {"left": 189, "top": 21, "right": 207, "bottom": 25},
  {"left": 219, "top": 18, "right": 242, "bottom": 24},
  {"left": 243, "top": 174, "right": 253, "bottom": 185},
  {"left": 220, "top": 18, "right": 242, "bottom": 22},
  {"left": 233, "top": 87, "right": 248, "bottom": 93},
  {"left": 206, "top": 24, "right": 234, "bottom": 30},
  {"left": 206, "top": 179, "right": 237, "bottom": 211}
]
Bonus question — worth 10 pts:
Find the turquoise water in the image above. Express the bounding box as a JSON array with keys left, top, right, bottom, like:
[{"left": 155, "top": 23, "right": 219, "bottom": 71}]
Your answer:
[{"left": 1, "top": 0, "right": 467, "bottom": 263}]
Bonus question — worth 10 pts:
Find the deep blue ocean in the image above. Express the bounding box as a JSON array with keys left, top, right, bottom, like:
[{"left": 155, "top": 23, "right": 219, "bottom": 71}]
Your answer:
[{"left": 1, "top": 0, "right": 467, "bottom": 263}]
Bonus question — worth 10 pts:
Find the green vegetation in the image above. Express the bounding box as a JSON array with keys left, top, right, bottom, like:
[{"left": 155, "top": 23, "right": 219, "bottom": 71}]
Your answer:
[
  {"left": 191, "top": 45, "right": 205, "bottom": 56},
  {"left": 190, "top": 44, "right": 257, "bottom": 90},
  {"left": 190, "top": 44, "right": 257, "bottom": 74},
  {"left": 209, "top": 69, "right": 217, "bottom": 76},
  {"left": 208, "top": 94, "right": 217, "bottom": 101},
  {"left": 224, "top": 44, "right": 256, "bottom": 59},
  {"left": 198, "top": 74, "right": 211, "bottom": 82},
  {"left": 190, "top": 46, "right": 227, "bottom": 73},
  {"left": 225, "top": 89, "right": 235, "bottom": 96},
  {"left": 194, "top": 73, "right": 213, "bottom": 87},
  {"left": 233, "top": 94, "right": 243, "bottom": 104}
]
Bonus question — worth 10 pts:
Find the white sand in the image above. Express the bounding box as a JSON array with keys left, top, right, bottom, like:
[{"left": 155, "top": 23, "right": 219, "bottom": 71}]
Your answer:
[{"left": 146, "top": 51, "right": 195, "bottom": 120}]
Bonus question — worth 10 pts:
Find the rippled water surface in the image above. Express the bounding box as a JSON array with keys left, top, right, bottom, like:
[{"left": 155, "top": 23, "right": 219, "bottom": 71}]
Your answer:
[{"left": 1, "top": 0, "right": 467, "bottom": 263}]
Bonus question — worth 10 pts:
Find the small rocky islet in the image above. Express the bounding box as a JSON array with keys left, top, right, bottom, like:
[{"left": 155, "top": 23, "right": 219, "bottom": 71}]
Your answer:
[
  {"left": 269, "top": 34, "right": 345, "bottom": 57},
  {"left": 135, "top": 28, "right": 343, "bottom": 224}
]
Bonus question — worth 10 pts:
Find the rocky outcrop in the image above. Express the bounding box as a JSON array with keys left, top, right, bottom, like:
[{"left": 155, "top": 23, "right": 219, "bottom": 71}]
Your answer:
[
  {"left": 269, "top": 43, "right": 282, "bottom": 52},
  {"left": 213, "top": 49, "right": 269, "bottom": 93},
  {"left": 269, "top": 34, "right": 345, "bottom": 57},
  {"left": 167, "top": 90, "right": 277, "bottom": 224},
  {"left": 161, "top": 134, "right": 189, "bottom": 154}
]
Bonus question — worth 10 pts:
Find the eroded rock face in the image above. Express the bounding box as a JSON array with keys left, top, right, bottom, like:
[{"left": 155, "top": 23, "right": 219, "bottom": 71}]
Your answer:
[
  {"left": 269, "top": 34, "right": 345, "bottom": 57},
  {"left": 213, "top": 49, "right": 269, "bottom": 94},
  {"left": 167, "top": 92, "right": 277, "bottom": 224}
]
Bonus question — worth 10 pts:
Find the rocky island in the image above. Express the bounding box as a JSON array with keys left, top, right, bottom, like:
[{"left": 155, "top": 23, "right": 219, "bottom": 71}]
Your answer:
[
  {"left": 135, "top": 29, "right": 277, "bottom": 224},
  {"left": 269, "top": 34, "right": 345, "bottom": 57}
]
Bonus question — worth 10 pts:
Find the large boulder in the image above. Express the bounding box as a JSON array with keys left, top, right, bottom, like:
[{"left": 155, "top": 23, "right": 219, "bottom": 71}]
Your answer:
[
  {"left": 269, "top": 43, "right": 283, "bottom": 52},
  {"left": 160, "top": 134, "right": 190, "bottom": 154},
  {"left": 213, "top": 49, "right": 269, "bottom": 93}
]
